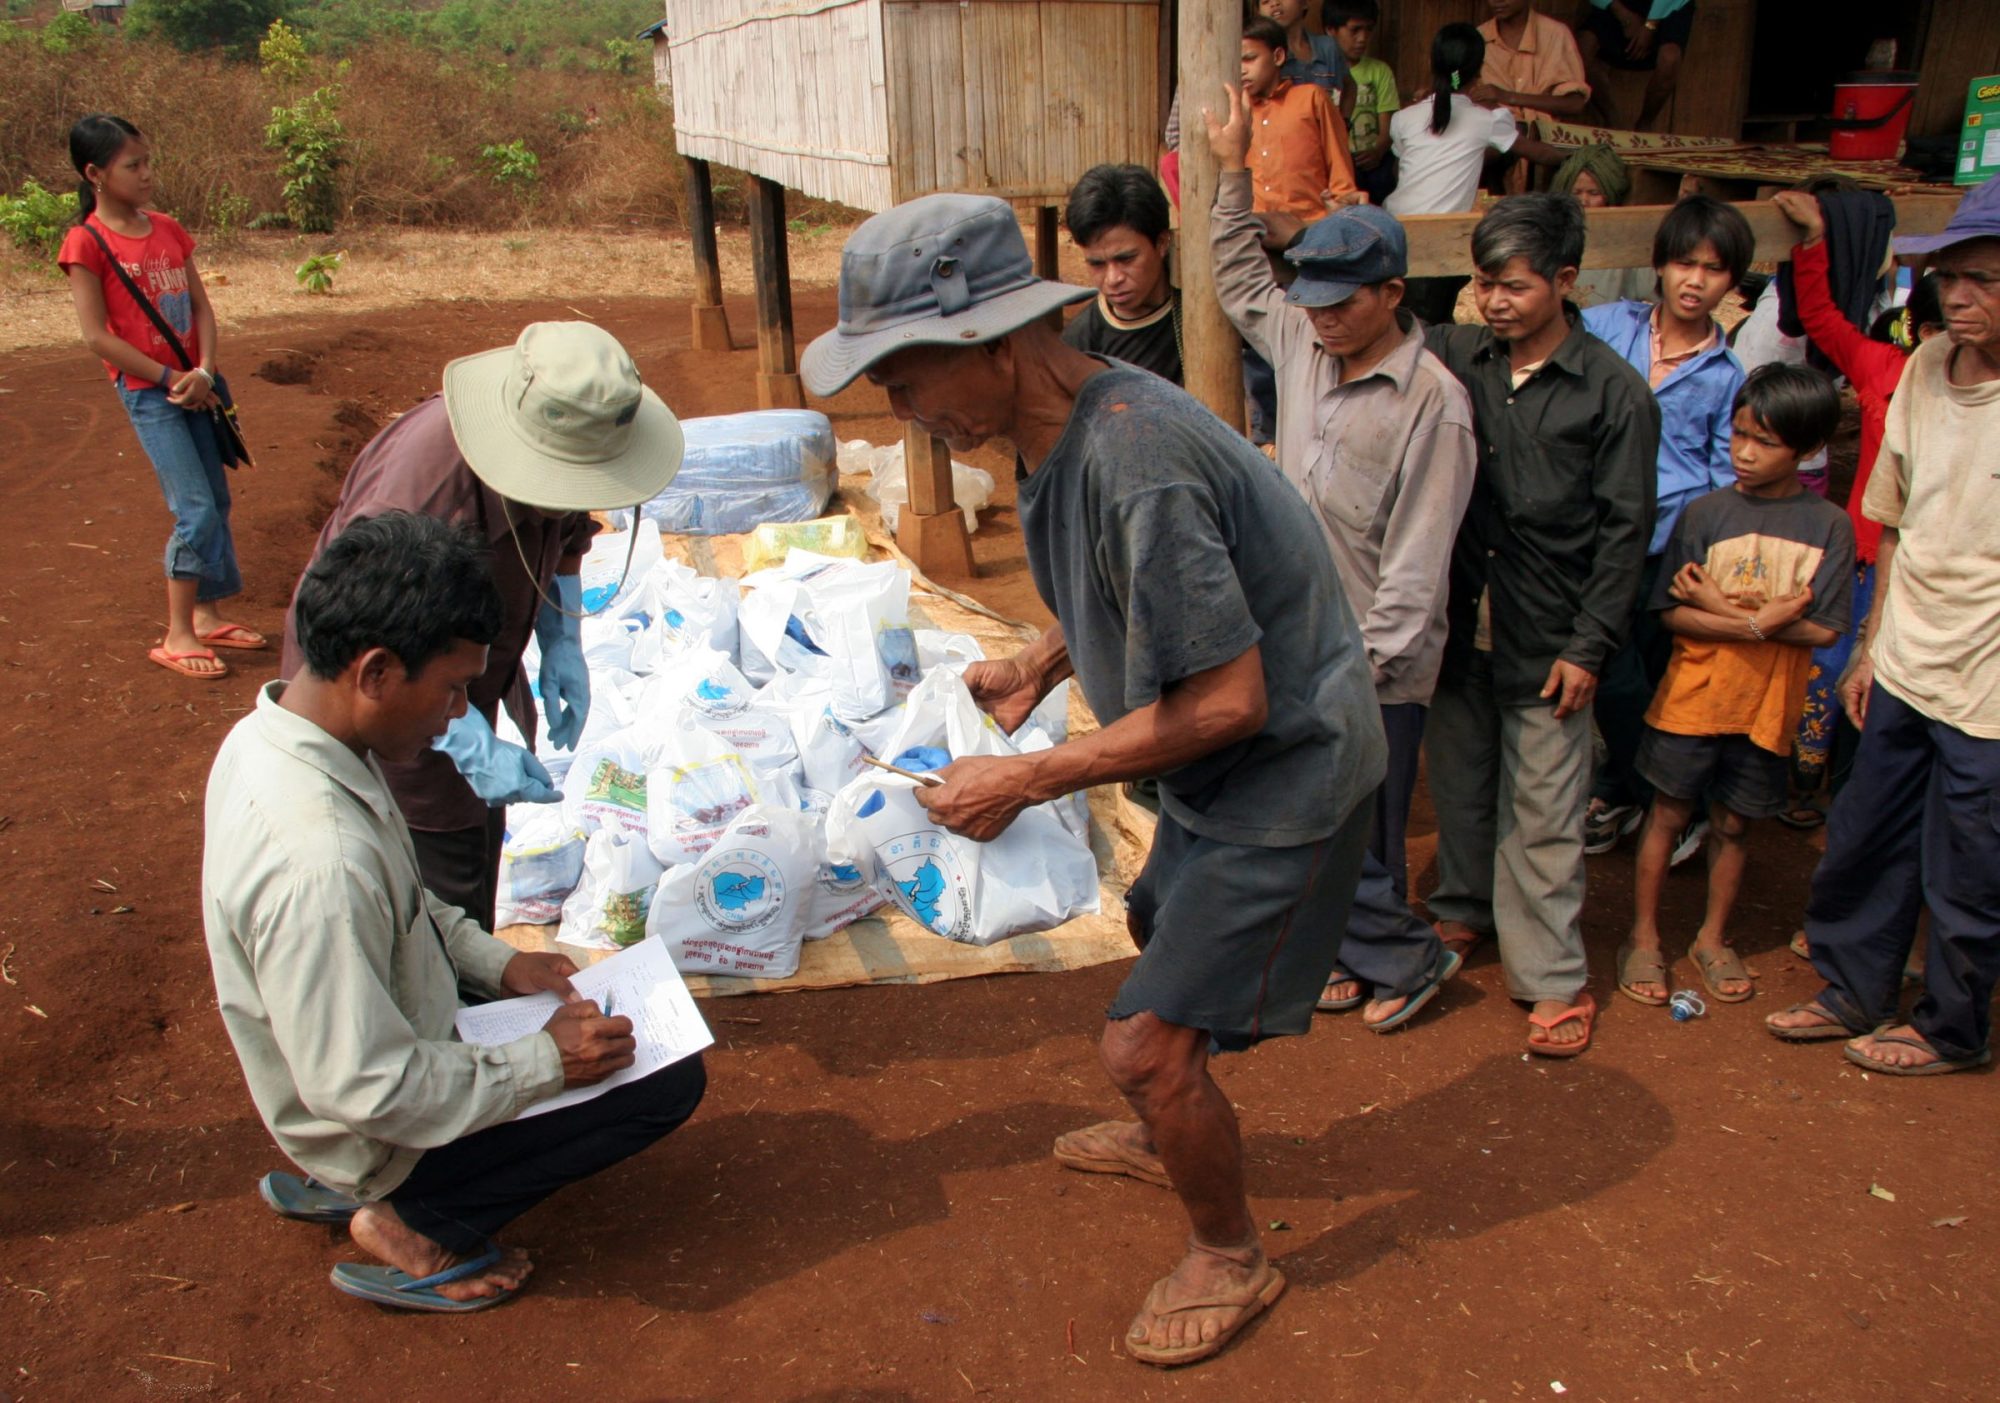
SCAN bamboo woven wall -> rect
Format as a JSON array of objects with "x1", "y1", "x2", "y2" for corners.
[{"x1": 664, "y1": 0, "x2": 1161, "y2": 211}]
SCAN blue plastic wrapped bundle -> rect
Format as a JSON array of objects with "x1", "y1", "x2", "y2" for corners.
[{"x1": 623, "y1": 409, "x2": 837, "y2": 537}]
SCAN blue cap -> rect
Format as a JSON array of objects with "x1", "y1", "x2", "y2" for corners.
[
  {"x1": 1893, "y1": 174, "x2": 2000, "y2": 257},
  {"x1": 1282, "y1": 204, "x2": 1409, "y2": 307}
]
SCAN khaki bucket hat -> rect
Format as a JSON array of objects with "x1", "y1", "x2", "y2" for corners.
[{"x1": 442, "y1": 321, "x2": 683, "y2": 512}]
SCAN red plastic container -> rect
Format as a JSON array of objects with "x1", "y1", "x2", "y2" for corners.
[{"x1": 1830, "y1": 71, "x2": 1918, "y2": 162}]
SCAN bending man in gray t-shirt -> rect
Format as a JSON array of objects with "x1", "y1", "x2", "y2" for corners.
[{"x1": 803, "y1": 194, "x2": 1384, "y2": 1369}]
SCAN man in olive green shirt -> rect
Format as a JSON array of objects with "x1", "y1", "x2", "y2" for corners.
[{"x1": 203, "y1": 513, "x2": 704, "y2": 1312}]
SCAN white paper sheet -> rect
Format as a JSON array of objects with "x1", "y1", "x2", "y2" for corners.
[{"x1": 454, "y1": 937, "x2": 714, "y2": 1120}]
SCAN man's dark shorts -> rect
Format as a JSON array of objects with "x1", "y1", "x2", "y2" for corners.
[
  {"x1": 1585, "y1": 0, "x2": 1695, "y2": 69},
  {"x1": 1637, "y1": 726, "x2": 1788, "y2": 819},
  {"x1": 1109, "y1": 799, "x2": 1371, "y2": 1051}
]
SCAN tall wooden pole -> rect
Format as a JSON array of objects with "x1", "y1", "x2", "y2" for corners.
[
  {"x1": 684, "y1": 157, "x2": 733, "y2": 352},
  {"x1": 747, "y1": 175, "x2": 805, "y2": 410},
  {"x1": 1176, "y1": 0, "x2": 1243, "y2": 428}
]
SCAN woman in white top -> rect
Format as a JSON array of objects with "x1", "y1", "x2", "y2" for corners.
[{"x1": 1387, "y1": 24, "x2": 1561, "y2": 323}]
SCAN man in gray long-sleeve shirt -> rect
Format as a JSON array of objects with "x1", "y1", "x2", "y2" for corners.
[{"x1": 1208, "y1": 88, "x2": 1474, "y2": 1031}]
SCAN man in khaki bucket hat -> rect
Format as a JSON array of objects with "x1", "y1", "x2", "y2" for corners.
[{"x1": 280, "y1": 321, "x2": 683, "y2": 928}]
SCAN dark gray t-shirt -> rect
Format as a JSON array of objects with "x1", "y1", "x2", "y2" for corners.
[
  {"x1": 1018, "y1": 365, "x2": 1386, "y2": 847},
  {"x1": 1649, "y1": 485, "x2": 1855, "y2": 631}
]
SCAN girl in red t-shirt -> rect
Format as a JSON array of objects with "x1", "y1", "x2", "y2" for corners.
[{"x1": 57, "y1": 113, "x2": 262, "y2": 680}]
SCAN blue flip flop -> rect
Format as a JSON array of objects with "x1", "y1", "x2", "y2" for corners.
[
  {"x1": 259, "y1": 1171, "x2": 360, "y2": 1224},
  {"x1": 329, "y1": 1242, "x2": 519, "y2": 1313},
  {"x1": 1316, "y1": 966, "x2": 1367, "y2": 1013},
  {"x1": 1368, "y1": 947, "x2": 1464, "y2": 1035}
]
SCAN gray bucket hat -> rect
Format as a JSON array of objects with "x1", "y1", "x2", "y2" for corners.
[{"x1": 801, "y1": 194, "x2": 1093, "y2": 396}]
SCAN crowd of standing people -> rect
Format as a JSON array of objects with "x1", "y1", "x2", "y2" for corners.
[{"x1": 52, "y1": 0, "x2": 1998, "y2": 1368}]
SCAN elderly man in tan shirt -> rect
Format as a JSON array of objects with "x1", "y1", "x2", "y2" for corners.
[
  {"x1": 1207, "y1": 87, "x2": 1477, "y2": 1033},
  {"x1": 1766, "y1": 184, "x2": 2000, "y2": 1076},
  {"x1": 204, "y1": 512, "x2": 705, "y2": 1312}
]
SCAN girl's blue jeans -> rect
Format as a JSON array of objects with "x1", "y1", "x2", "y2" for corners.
[{"x1": 115, "y1": 375, "x2": 242, "y2": 604}]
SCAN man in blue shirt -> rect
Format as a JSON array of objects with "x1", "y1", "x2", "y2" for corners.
[{"x1": 1580, "y1": 194, "x2": 1749, "y2": 855}]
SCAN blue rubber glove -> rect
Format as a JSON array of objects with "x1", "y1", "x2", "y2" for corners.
[
  {"x1": 535, "y1": 575, "x2": 591, "y2": 752},
  {"x1": 434, "y1": 709, "x2": 561, "y2": 807}
]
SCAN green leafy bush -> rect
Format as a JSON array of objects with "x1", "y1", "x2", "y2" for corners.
[
  {"x1": 258, "y1": 16, "x2": 309, "y2": 86},
  {"x1": 39, "y1": 10, "x2": 96, "y2": 55},
  {"x1": 128, "y1": 0, "x2": 288, "y2": 55},
  {"x1": 295, "y1": 249, "x2": 342, "y2": 293},
  {"x1": 480, "y1": 139, "x2": 540, "y2": 193},
  {"x1": 265, "y1": 85, "x2": 345, "y2": 233},
  {"x1": 0, "y1": 178, "x2": 80, "y2": 261}
]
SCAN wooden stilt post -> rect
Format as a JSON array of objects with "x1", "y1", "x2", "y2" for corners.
[
  {"x1": 1034, "y1": 204, "x2": 1064, "y2": 331},
  {"x1": 1176, "y1": 0, "x2": 1243, "y2": 429},
  {"x1": 746, "y1": 175, "x2": 805, "y2": 410},
  {"x1": 897, "y1": 420, "x2": 975, "y2": 580},
  {"x1": 684, "y1": 157, "x2": 732, "y2": 352}
]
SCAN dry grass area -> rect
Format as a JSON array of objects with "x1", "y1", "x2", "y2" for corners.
[{"x1": 0, "y1": 223, "x2": 856, "y2": 355}]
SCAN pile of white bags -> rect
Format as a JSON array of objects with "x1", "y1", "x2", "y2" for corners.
[{"x1": 497, "y1": 531, "x2": 1099, "y2": 979}]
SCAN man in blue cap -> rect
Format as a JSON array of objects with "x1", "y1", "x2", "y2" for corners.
[
  {"x1": 803, "y1": 193, "x2": 1386, "y2": 1366},
  {"x1": 1766, "y1": 176, "x2": 2000, "y2": 1075},
  {"x1": 1206, "y1": 83, "x2": 1476, "y2": 1036}
]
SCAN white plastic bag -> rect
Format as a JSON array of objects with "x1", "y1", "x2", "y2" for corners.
[
  {"x1": 738, "y1": 553, "x2": 918, "y2": 718},
  {"x1": 825, "y1": 670, "x2": 1099, "y2": 946},
  {"x1": 803, "y1": 854, "x2": 884, "y2": 941},
  {"x1": 641, "y1": 648, "x2": 801, "y2": 787},
  {"x1": 627, "y1": 557, "x2": 740, "y2": 671},
  {"x1": 559, "y1": 830, "x2": 666, "y2": 950},
  {"x1": 578, "y1": 517, "x2": 663, "y2": 617},
  {"x1": 494, "y1": 803, "x2": 586, "y2": 928},
  {"x1": 561, "y1": 727, "x2": 653, "y2": 840},
  {"x1": 644, "y1": 725, "x2": 783, "y2": 867},
  {"x1": 840, "y1": 438, "x2": 994, "y2": 533},
  {"x1": 646, "y1": 804, "x2": 824, "y2": 979}
]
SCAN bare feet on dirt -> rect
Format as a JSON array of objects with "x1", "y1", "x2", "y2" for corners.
[{"x1": 348, "y1": 1205, "x2": 533, "y2": 1302}]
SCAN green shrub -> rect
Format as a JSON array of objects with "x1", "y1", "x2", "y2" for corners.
[
  {"x1": 295, "y1": 249, "x2": 341, "y2": 293},
  {"x1": 258, "y1": 17, "x2": 309, "y2": 86},
  {"x1": 266, "y1": 85, "x2": 345, "y2": 233},
  {"x1": 129, "y1": 0, "x2": 288, "y2": 55},
  {"x1": 39, "y1": 10, "x2": 96, "y2": 55},
  {"x1": 480, "y1": 139, "x2": 540, "y2": 194},
  {"x1": 206, "y1": 184, "x2": 253, "y2": 242},
  {"x1": 0, "y1": 178, "x2": 80, "y2": 261}
]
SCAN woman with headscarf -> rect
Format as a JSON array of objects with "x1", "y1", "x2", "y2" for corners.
[{"x1": 1552, "y1": 144, "x2": 1653, "y2": 307}]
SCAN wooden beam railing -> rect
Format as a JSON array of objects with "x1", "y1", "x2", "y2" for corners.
[{"x1": 1396, "y1": 195, "x2": 1963, "y2": 278}]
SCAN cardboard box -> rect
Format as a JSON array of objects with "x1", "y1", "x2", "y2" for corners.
[{"x1": 1958, "y1": 74, "x2": 2000, "y2": 186}]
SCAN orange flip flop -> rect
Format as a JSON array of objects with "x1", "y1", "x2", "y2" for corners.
[
  {"x1": 150, "y1": 645, "x2": 228, "y2": 680},
  {"x1": 197, "y1": 623, "x2": 267, "y2": 650},
  {"x1": 1527, "y1": 992, "x2": 1597, "y2": 1059}
]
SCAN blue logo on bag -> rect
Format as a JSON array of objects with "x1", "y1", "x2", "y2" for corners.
[{"x1": 695, "y1": 847, "x2": 785, "y2": 933}]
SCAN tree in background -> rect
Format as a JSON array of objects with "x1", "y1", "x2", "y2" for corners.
[{"x1": 128, "y1": 0, "x2": 288, "y2": 54}]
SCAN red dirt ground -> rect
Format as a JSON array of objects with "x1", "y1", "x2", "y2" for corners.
[{"x1": 1, "y1": 289, "x2": 1994, "y2": 1403}]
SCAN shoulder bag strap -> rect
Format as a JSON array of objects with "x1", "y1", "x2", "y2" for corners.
[{"x1": 81, "y1": 220, "x2": 194, "y2": 372}]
